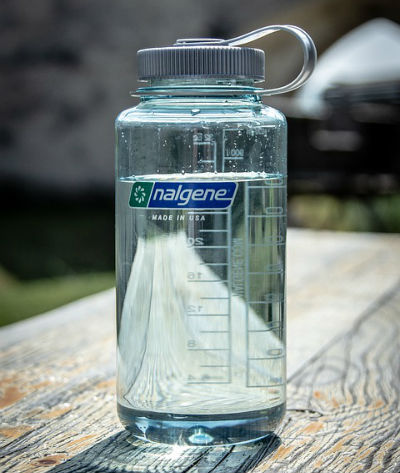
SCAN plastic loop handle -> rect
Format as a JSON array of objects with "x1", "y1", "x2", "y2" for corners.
[
  {"x1": 176, "y1": 25, "x2": 317, "y2": 96},
  {"x1": 225, "y1": 25, "x2": 317, "y2": 96}
]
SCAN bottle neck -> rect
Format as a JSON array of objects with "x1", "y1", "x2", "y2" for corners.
[
  {"x1": 149, "y1": 78, "x2": 256, "y2": 87},
  {"x1": 136, "y1": 77, "x2": 262, "y2": 101}
]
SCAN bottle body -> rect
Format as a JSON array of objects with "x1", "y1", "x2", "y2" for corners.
[{"x1": 115, "y1": 93, "x2": 287, "y2": 445}]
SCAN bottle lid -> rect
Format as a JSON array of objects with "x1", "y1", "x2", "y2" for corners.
[
  {"x1": 136, "y1": 26, "x2": 317, "y2": 96},
  {"x1": 138, "y1": 40, "x2": 265, "y2": 82}
]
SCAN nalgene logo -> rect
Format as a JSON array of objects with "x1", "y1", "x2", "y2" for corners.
[{"x1": 129, "y1": 181, "x2": 237, "y2": 209}]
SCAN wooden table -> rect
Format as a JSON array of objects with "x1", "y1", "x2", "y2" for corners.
[{"x1": 1, "y1": 229, "x2": 399, "y2": 473}]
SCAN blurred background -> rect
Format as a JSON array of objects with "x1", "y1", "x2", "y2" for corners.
[{"x1": 1, "y1": 0, "x2": 399, "y2": 326}]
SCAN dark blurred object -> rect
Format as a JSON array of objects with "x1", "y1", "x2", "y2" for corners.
[
  {"x1": 0, "y1": 196, "x2": 114, "y2": 280},
  {"x1": 287, "y1": 80, "x2": 400, "y2": 194},
  {"x1": 282, "y1": 18, "x2": 400, "y2": 195},
  {"x1": 325, "y1": 80, "x2": 400, "y2": 107},
  {"x1": 2, "y1": 2, "x2": 400, "y2": 328},
  {"x1": 1, "y1": 4, "x2": 400, "y2": 326},
  {"x1": 294, "y1": 19, "x2": 400, "y2": 116}
]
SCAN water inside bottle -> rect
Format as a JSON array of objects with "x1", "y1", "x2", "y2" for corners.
[{"x1": 115, "y1": 172, "x2": 286, "y2": 444}]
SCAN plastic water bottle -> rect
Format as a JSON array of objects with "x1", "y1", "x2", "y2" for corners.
[{"x1": 115, "y1": 25, "x2": 316, "y2": 446}]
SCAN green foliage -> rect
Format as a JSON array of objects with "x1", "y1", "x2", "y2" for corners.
[
  {"x1": 1, "y1": 204, "x2": 114, "y2": 280},
  {"x1": 1, "y1": 194, "x2": 398, "y2": 327},
  {"x1": 289, "y1": 194, "x2": 400, "y2": 233},
  {"x1": 0, "y1": 271, "x2": 114, "y2": 327}
]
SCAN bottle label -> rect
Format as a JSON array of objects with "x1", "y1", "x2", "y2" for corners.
[{"x1": 129, "y1": 181, "x2": 237, "y2": 209}]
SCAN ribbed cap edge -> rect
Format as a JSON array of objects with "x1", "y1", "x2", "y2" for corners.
[{"x1": 137, "y1": 46, "x2": 265, "y2": 81}]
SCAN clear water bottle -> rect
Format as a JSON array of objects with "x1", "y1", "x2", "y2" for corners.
[{"x1": 115, "y1": 25, "x2": 316, "y2": 446}]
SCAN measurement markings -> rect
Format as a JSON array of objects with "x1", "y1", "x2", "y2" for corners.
[
  {"x1": 248, "y1": 271, "x2": 283, "y2": 275},
  {"x1": 248, "y1": 356, "x2": 283, "y2": 361},
  {"x1": 199, "y1": 365, "x2": 230, "y2": 368},
  {"x1": 200, "y1": 330, "x2": 229, "y2": 334},
  {"x1": 194, "y1": 245, "x2": 228, "y2": 249},
  {"x1": 195, "y1": 141, "x2": 217, "y2": 167},
  {"x1": 249, "y1": 299, "x2": 283, "y2": 304},
  {"x1": 187, "y1": 313, "x2": 229, "y2": 317},
  {"x1": 227, "y1": 206, "x2": 232, "y2": 383},
  {"x1": 200, "y1": 262, "x2": 228, "y2": 266},
  {"x1": 199, "y1": 229, "x2": 228, "y2": 233},
  {"x1": 188, "y1": 279, "x2": 228, "y2": 283},
  {"x1": 244, "y1": 181, "x2": 250, "y2": 386},
  {"x1": 248, "y1": 328, "x2": 279, "y2": 333},
  {"x1": 201, "y1": 297, "x2": 229, "y2": 300},
  {"x1": 248, "y1": 214, "x2": 287, "y2": 218},
  {"x1": 187, "y1": 348, "x2": 229, "y2": 351},
  {"x1": 247, "y1": 383, "x2": 284, "y2": 388},
  {"x1": 250, "y1": 243, "x2": 285, "y2": 247}
]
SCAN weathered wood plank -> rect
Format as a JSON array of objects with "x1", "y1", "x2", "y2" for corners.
[
  {"x1": 1, "y1": 230, "x2": 399, "y2": 472},
  {"x1": 2, "y1": 280, "x2": 398, "y2": 473},
  {"x1": 286, "y1": 230, "x2": 400, "y2": 375},
  {"x1": 48, "y1": 282, "x2": 400, "y2": 472},
  {"x1": 259, "y1": 282, "x2": 400, "y2": 473},
  {"x1": 0, "y1": 290, "x2": 115, "y2": 350}
]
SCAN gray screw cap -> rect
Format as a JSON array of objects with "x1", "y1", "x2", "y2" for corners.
[{"x1": 137, "y1": 39, "x2": 265, "y2": 81}]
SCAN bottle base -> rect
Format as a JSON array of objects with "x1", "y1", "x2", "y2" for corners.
[{"x1": 118, "y1": 402, "x2": 285, "y2": 446}]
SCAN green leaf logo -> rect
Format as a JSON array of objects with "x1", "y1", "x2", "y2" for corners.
[
  {"x1": 133, "y1": 185, "x2": 146, "y2": 203},
  {"x1": 129, "y1": 182, "x2": 153, "y2": 208}
]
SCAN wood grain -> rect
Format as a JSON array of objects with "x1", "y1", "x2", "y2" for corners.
[
  {"x1": 263, "y1": 282, "x2": 400, "y2": 473},
  {"x1": 1, "y1": 230, "x2": 399, "y2": 472}
]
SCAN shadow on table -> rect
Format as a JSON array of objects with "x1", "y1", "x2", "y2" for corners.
[{"x1": 47, "y1": 430, "x2": 281, "y2": 472}]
